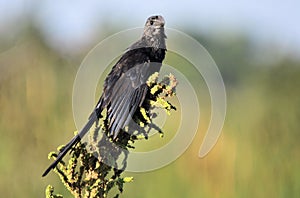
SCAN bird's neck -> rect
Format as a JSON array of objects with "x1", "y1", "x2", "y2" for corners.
[
  {"x1": 143, "y1": 27, "x2": 166, "y2": 50},
  {"x1": 127, "y1": 28, "x2": 166, "y2": 62}
]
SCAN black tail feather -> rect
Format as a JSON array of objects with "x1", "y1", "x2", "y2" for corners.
[{"x1": 42, "y1": 112, "x2": 97, "y2": 177}]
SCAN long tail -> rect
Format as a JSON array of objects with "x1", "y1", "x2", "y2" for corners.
[{"x1": 42, "y1": 112, "x2": 98, "y2": 177}]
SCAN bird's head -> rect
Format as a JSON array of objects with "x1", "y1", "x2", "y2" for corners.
[
  {"x1": 145, "y1": 15, "x2": 165, "y2": 28},
  {"x1": 142, "y1": 15, "x2": 166, "y2": 49}
]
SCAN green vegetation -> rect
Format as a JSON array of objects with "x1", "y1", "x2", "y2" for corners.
[
  {"x1": 44, "y1": 73, "x2": 177, "y2": 197},
  {"x1": 0, "y1": 26, "x2": 300, "y2": 198}
]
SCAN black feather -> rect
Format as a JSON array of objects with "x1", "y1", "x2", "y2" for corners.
[{"x1": 43, "y1": 15, "x2": 166, "y2": 176}]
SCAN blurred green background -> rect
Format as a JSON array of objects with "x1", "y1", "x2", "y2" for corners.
[{"x1": 0, "y1": 1, "x2": 300, "y2": 198}]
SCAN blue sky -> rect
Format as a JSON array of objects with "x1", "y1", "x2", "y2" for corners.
[{"x1": 1, "y1": 0, "x2": 299, "y2": 56}]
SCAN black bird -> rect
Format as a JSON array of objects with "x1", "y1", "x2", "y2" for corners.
[{"x1": 42, "y1": 15, "x2": 167, "y2": 177}]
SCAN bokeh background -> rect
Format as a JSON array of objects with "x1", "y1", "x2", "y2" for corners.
[{"x1": 1, "y1": 0, "x2": 300, "y2": 197}]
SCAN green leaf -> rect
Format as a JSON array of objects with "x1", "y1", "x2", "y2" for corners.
[{"x1": 123, "y1": 177, "x2": 134, "y2": 183}]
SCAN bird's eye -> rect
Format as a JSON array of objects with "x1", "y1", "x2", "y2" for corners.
[{"x1": 150, "y1": 20, "x2": 154, "y2": 25}]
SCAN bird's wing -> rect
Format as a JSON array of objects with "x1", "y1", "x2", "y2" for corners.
[{"x1": 106, "y1": 61, "x2": 152, "y2": 138}]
